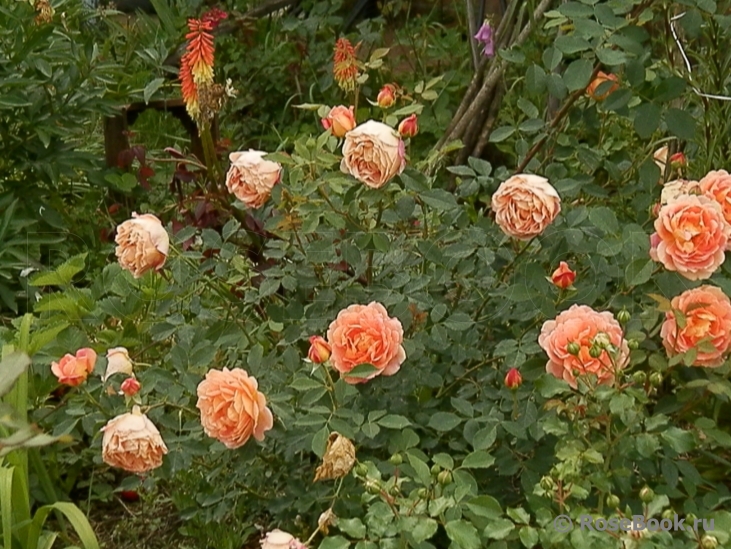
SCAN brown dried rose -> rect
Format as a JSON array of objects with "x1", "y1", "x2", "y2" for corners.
[{"x1": 314, "y1": 432, "x2": 356, "y2": 482}]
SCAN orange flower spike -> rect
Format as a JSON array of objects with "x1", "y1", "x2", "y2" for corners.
[
  {"x1": 184, "y1": 19, "x2": 215, "y2": 84},
  {"x1": 333, "y1": 38, "x2": 359, "y2": 92}
]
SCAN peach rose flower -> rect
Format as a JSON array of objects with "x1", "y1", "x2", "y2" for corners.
[
  {"x1": 326, "y1": 301, "x2": 406, "y2": 384},
  {"x1": 660, "y1": 179, "x2": 701, "y2": 206},
  {"x1": 340, "y1": 120, "x2": 406, "y2": 189},
  {"x1": 650, "y1": 194, "x2": 730, "y2": 280},
  {"x1": 196, "y1": 367, "x2": 274, "y2": 449},
  {"x1": 661, "y1": 285, "x2": 731, "y2": 367},
  {"x1": 103, "y1": 347, "x2": 133, "y2": 382},
  {"x1": 699, "y1": 170, "x2": 731, "y2": 249},
  {"x1": 321, "y1": 105, "x2": 356, "y2": 138},
  {"x1": 101, "y1": 406, "x2": 168, "y2": 473},
  {"x1": 225, "y1": 150, "x2": 283, "y2": 209},
  {"x1": 491, "y1": 174, "x2": 561, "y2": 239},
  {"x1": 260, "y1": 530, "x2": 306, "y2": 549},
  {"x1": 538, "y1": 304, "x2": 630, "y2": 389},
  {"x1": 115, "y1": 213, "x2": 170, "y2": 278},
  {"x1": 51, "y1": 348, "x2": 97, "y2": 386}
]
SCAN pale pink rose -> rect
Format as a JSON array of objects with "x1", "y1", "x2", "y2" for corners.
[
  {"x1": 326, "y1": 301, "x2": 406, "y2": 384},
  {"x1": 196, "y1": 367, "x2": 274, "y2": 449},
  {"x1": 340, "y1": 120, "x2": 406, "y2": 189},
  {"x1": 699, "y1": 170, "x2": 731, "y2": 249},
  {"x1": 491, "y1": 174, "x2": 561, "y2": 239},
  {"x1": 321, "y1": 105, "x2": 356, "y2": 138},
  {"x1": 51, "y1": 347, "x2": 97, "y2": 387},
  {"x1": 661, "y1": 285, "x2": 731, "y2": 367},
  {"x1": 260, "y1": 530, "x2": 306, "y2": 549},
  {"x1": 538, "y1": 304, "x2": 630, "y2": 389},
  {"x1": 660, "y1": 179, "x2": 701, "y2": 206},
  {"x1": 651, "y1": 194, "x2": 730, "y2": 280},
  {"x1": 115, "y1": 213, "x2": 169, "y2": 278},
  {"x1": 101, "y1": 406, "x2": 168, "y2": 473},
  {"x1": 654, "y1": 146, "x2": 669, "y2": 174},
  {"x1": 225, "y1": 150, "x2": 282, "y2": 209},
  {"x1": 103, "y1": 347, "x2": 133, "y2": 382}
]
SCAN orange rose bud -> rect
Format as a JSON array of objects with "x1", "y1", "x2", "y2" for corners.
[
  {"x1": 377, "y1": 84, "x2": 396, "y2": 108},
  {"x1": 670, "y1": 152, "x2": 687, "y2": 169},
  {"x1": 398, "y1": 114, "x2": 418, "y2": 138},
  {"x1": 308, "y1": 336, "x2": 332, "y2": 364},
  {"x1": 504, "y1": 368, "x2": 522, "y2": 390},
  {"x1": 120, "y1": 377, "x2": 141, "y2": 397},
  {"x1": 551, "y1": 261, "x2": 576, "y2": 289},
  {"x1": 321, "y1": 105, "x2": 356, "y2": 138},
  {"x1": 587, "y1": 71, "x2": 619, "y2": 101}
]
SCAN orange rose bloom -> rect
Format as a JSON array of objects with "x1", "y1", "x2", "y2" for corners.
[
  {"x1": 539, "y1": 304, "x2": 629, "y2": 389},
  {"x1": 321, "y1": 105, "x2": 356, "y2": 138},
  {"x1": 101, "y1": 406, "x2": 168, "y2": 473},
  {"x1": 699, "y1": 169, "x2": 731, "y2": 249},
  {"x1": 115, "y1": 213, "x2": 170, "y2": 278},
  {"x1": 326, "y1": 302, "x2": 406, "y2": 384},
  {"x1": 196, "y1": 367, "x2": 274, "y2": 449},
  {"x1": 661, "y1": 285, "x2": 731, "y2": 367},
  {"x1": 587, "y1": 71, "x2": 619, "y2": 101},
  {"x1": 650, "y1": 194, "x2": 730, "y2": 280},
  {"x1": 225, "y1": 150, "x2": 282, "y2": 209},
  {"x1": 491, "y1": 174, "x2": 561, "y2": 240},
  {"x1": 51, "y1": 347, "x2": 97, "y2": 386}
]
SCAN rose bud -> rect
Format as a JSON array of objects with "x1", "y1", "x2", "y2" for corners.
[
  {"x1": 670, "y1": 152, "x2": 687, "y2": 170},
  {"x1": 550, "y1": 261, "x2": 576, "y2": 289},
  {"x1": 376, "y1": 84, "x2": 396, "y2": 108},
  {"x1": 321, "y1": 105, "x2": 356, "y2": 138},
  {"x1": 120, "y1": 377, "x2": 141, "y2": 397},
  {"x1": 119, "y1": 490, "x2": 140, "y2": 502},
  {"x1": 398, "y1": 114, "x2": 419, "y2": 138},
  {"x1": 308, "y1": 336, "x2": 332, "y2": 364},
  {"x1": 587, "y1": 71, "x2": 619, "y2": 101},
  {"x1": 504, "y1": 367, "x2": 522, "y2": 390}
]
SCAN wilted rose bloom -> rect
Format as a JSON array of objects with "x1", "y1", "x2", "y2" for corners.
[
  {"x1": 260, "y1": 530, "x2": 306, "y2": 549},
  {"x1": 660, "y1": 179, "x2": 701, "y2": 206},
  {"x1": 225, "y1": 150, "x2": 282, "y2": 209},
  {"x1": 101, "y1": 406, "x2": 168, "y2": 473},
  {"x1": 120, "y1": 377, "x2": 141, "y2": 396},
  {"x1": 376, "y1": 84, "x2": 396, "y2": 108},
  {"x1": 586, "y1": 71, "x2": 619, "y2": 101},
  {"x1": 308, "y1": 336, "x2": 331, "y2": 364},
  {"x1": 539, "y1": 304, "x2": 630, "y2": 389},
  {"x1": 651, "y1": 194, "x2": 730, "y2": 280},
  {"x1": 51, "y1": 348, "x2": 97, "y2": 387},
  {"x1": 398, "y1": 114, "x2": 418, "y2": 138},
  {"x1": 474, "y1": 20, "x2": 494, "y2": 57},
  {"x1": 321, "y1": 105, "x2": 356, "y2": 138},
  {"x1": 115, "y1": 213, "x2": 170, "y2": 278},
  {"x1": 491, "y1": 174, "x2": 561, "y2": 239},
  {"x1": 314, "y1": 432, "x2": 356, "y2": 481},
  {"x1": 196, "y1": 367, "x2": 274, "y2": 449},
  {"x1": 699, "y1": 170, "x2": 731, "y2": 249},
  {"x1": 326, "y1": 301, "x2": 406, "y2": 384},
  {"x1": 504, "y1": 368, "x2": 522, "y2": 390},
  {"x1": 661, "y1": 285, "x2": 731, "y2": 367},
  {"x1": 340, "y1": 120, "x2": 406, "y2": 189},
  {"x1": 103, "y1": 347, "x2": 134, "y2": 382},
  {"x1": 551, "y1": 261, "x2": 576, "y2": 289}
]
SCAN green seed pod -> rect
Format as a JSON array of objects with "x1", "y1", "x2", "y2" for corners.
[
  {"x1": 639, "y1": 486, "x2": 654, "y2": 503},
  {"x1": 628, "y1": 339, "x2": 640, "y2": 350},
  {"x1": 701, "y1": 535, "x2": 718, "y2": 549},
  {"x1": 437, "y1": 470, "x2": 453, "y2": 485},
  {"x1": 540, "y1": 476, "x2": 555, "y2": 491},
  {"x1": 632, "y1": 371, "x2": 647, "y2": 385},
  {"x1": 430, "y1": 464, "x2": 441, "y2": 476},
  {"x1": 605, "y1": 494, "x2": 620, "y2": 509},
  {"x1": 649, "y1": 372, "x2": 663, "y2": 387},
  {"x1": 617, "y1": 309, "x2": 631, "y2": 325},
  {"x1": 567, "y1": 342, "x2": 580, "y2": 355},
  {"x1": 389, "y1": 454, "x2": 403, "y2": 466}
]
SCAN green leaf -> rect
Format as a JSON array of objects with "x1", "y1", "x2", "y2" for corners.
[
  {"x1": 634, "y1": 103, "x2": 661, "y2": 138},
  {"x1": 661, "y1": 427, "x2": 696, "y2": 454},
  {"x1": 377, "y1": 415, "x2": 411, "y2": 429},
  {"x1": 483, "y1": 518, "x2": 515, "y2": 540},
  {"x1": 665, "y1": 108, "x2": 696, "y2": 140},
  {"x1": 589, "y1": 206, "x2": 619, "y2": 234},
  {"x1": 26, "y1": 502, "x2": 100, "y2": 549},
  {"x1": 465, "y1": 496, "x2": 502, "y2": 519},
  {"x1": 443, "y1": 313, "x2": 474, "y2": 331},
  {"x1": 337, "y1": 518, "x2": 366, "y2": 539},
  {"x1": 471, "y1": 426, "x2": 497, "y2": 450},
  {"x1": 420, "y1": 190, "x2": 459, "y2": 211},
  {"x1": 461, "y1": 451, "x2": 495, "y2": 469},
  {"x1": 489, "y1": 126, "x2": 515, "y2": 143},
  {"x1": 0, "y1": 352, "x2": 31, "y2": 398},
  {"x1": 428, "y1": 412, "x2": 462, "y2": 432},
  {"x1": 400, "y1": 517, "x2": 438, "y2": 544},
  {"x1": 563, "y1": 59, "x2": 593, "y2": 91},
  {"x1": 345, "y1": 363, "x2": 380, "y2": 379},
  {"x1": 555, "y1": 35, "x2": 591, "y2": 54},
  {"x1": 29, "y1": 253, "x2": 88, "y2": 287},
  {"x1": 625, "y1": 258, "x2": 654, "y2": 286},
  {"x1": 318, "y1": 536, "x2": 351, "y2": 549},
  {"x1": 312, "y1": 426, "x2": 329, "y2": 457},
  {"x1": 519, "y1": 526, "x2": 539, "y2": 548},
  {"x1": 445, "y1": 520, "x2": 481, "y2": 549},
  {"x1": 143, "y1": 78, "x2": 165, "y2": 103},
  {"x1": 507, "y1": 507, "x2": 530, "y2": 525}
]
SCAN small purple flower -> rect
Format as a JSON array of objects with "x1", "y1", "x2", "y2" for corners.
[{"x1": 474, "y1": 21, "x2": 494, "y2": 58}]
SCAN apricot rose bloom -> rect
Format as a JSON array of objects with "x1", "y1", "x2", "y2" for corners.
[
  {"x1": 51, "y1": 348, "x2": 97, "y2": 386},
  {"x1": 321, "y1": 105, "x2": 356, "y2": 138},
  {"x1": 115, "y1": 213, "x2": 170, "y2": 278},
  {"x1": 225, "y1": 149, "x2": 282, "y2": 209},
  {"x1": 326, "y1": 301, "x2": 406, "y2": 384},
  {"x1": 491, "y1": 174, "x2": 561, "y2": 239},
  {"x1": 101, "y1": 406, "x2": 168, "y2": 473},
  {"x1": 538, "y1": 304, "x2": 630, "y2": 389},
  {"x1": 699, "y1": 170, "x2": 731, "y2": 249},
  {"x1": 340, "y1": 120, "x2": 406, "y2": 189},
  {"x1": 650, "y1": 194, "x2": 730, "y2": 280},
  {"x1": 661, "y1": 285, "x2": 731, "y2": 367},
  {"x1": 196, "y1": 367, "x2": 274, "y2": 449}
]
